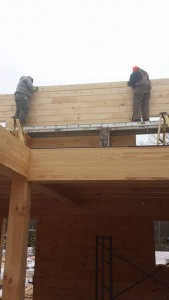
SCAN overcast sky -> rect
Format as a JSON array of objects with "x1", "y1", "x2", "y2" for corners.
[{"x1": 0, "y1": 0, "x2": 169, "y2": 93}]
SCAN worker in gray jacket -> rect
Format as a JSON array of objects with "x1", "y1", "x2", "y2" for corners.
[
  {"x1": 127, "y1": 66, "x2": 151, "y2": 122},
  {"x1": 14, "y1": 76, "x2": 38, "y2": 125}
]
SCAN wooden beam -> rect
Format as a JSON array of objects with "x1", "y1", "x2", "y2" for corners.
[
  {"x1": 29, "y1": 135, "x2": 136, "y2": 149},
  {"x1": 32, "y1": 183, "x2": 73, "y2": 203},
  {"x1": 2, "y1": 179, "x2": 31, "y2": 300},
  {"x1": 28, "y1": 147, "x2": 169, "y2": 182},
  {"x1": 0, "y1": 126, "x2": 30, "y2": 178}
]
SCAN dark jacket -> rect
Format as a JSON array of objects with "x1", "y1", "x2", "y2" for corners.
[
  {"x1": 127, "y1": 69, "x2": 151, "y2": 90},
  {"x1": 15, "y1": 76, "x2": 33, "y2": 99}
]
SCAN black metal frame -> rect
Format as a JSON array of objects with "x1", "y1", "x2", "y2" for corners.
[
  {"x1": 96, "y1": 235, "x2": 169, "y2": 300},
  {"x1": 95, "y1": 235, "x2": 113, "y2": 300},
  {"x1": 112, "y1": 250, "x2": 169, "y2": 299}
]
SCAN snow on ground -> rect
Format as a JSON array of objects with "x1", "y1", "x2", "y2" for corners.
[{"x1": 0, "y1": 247, "x2": 35, "y2": 299}]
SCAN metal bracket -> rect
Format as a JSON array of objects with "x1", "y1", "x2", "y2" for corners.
[
  {"x1": 157, "y1": 112, "x2": 169, "y2": 145},
  {"x1": 100, "y1": 127, "x2": 110, "y2": 147}
]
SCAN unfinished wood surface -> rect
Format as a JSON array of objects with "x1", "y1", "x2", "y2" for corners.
[
  {"x1": 0, "y1": 79, "x2": 169, "y2": 126},
  {"x1": 32, "y1": 212, "x2": 169, "y2": 300},
  {"x1": 3, "y1": 178, "x2": 169, "y2": 218},
  {"x1": 2, "y1": 179, "x2": 31, "y2": 300},
  {"x1": 0, "y1": 126, "x2": 30, "y2": 178},
  {"x1": 29, "y1": 135, "x2": 136, "y2": 148},
  {"x1": 28, "y1": 147, "x2": 169, "y2": 182},
  {"x1": 1, "y1": 177, "x2": 169, "y2": 299},
  {"x1": 32, "y1": 183, "x2": 74, "y2": 203},
  {"x1": 30, "y1": 181, "x2": 169, "y2": 218}
]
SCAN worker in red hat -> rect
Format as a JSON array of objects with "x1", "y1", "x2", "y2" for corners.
[{"x1": 127, "y1": 67, "x2": 151, "y2": 122}]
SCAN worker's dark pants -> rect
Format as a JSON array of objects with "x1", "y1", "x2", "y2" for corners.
[
  {"x1": 15, "y1": 93, "x2": 30, "y2": 125},
  {"x1": 132, "y1": 90, "x2": 150, "y2": 122}
]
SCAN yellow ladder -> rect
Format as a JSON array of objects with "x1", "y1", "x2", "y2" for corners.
[
  {"x1": 157, "y1": 112, "x2": 169, "y2": 145},
  {"x1": 8, "y1": 117, "x2": 27, "y2": 145}
]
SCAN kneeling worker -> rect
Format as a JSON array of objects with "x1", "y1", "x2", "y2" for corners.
[
  {"x1": 14, "y1": 76, "x2": 38, "y2": 125},
  {"x1": 127, "y1": 66, "x2": 151, "y2": 122}
]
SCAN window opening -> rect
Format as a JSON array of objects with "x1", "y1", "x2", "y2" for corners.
[
  {"x1": 0, "y1": 218, "x2": 38, "y2": 299},
  {"x1": 0, "y1": 122, "x2": 6, "y2": 128},
  {"x1": 25, "y1": 219, "x2": 37, "y2": 299},
  {"x1": 154, "y1": 221, "x2": 169, "y2": 266}
]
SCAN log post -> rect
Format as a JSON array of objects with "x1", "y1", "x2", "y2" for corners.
[{"x1": 2, "y1": 179, "x2": 31, "y2": 300}]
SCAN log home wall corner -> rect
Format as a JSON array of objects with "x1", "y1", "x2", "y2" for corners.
[{"x1": 0, "y1": 79, "x2": 169, "y2": 300}]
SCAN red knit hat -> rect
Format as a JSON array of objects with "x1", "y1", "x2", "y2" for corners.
[{"x1": 133, "y1": 66, "x2": 139, "y2": 72}]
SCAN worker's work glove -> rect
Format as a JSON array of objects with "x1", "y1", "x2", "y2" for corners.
[{"x1": 33, "y1": 86, "x2": 38, "y2": 91}]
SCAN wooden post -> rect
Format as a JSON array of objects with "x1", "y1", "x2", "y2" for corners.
[{"x1": 2, "y1": 179, "x2": 31, "y2": 300}]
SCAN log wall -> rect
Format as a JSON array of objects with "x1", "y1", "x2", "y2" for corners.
[
  {"x1": 30, "y1": 182, "x2": 169, "y2": 300},
  {"x1": 1, "y1": 179, "x2": 169, "y2": 299},
  {"x1": 0, "y1": 79, "x2": 169, "y2": 126}
]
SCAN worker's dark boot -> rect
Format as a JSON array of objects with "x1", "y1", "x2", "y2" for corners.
[{"x1": 132, "y1": 119, "x2": 141, "y2": 122}]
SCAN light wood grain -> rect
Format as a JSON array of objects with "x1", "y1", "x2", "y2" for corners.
[
  {"x1": 0, "y1": 79, "x2": 169, "y2": 126},
  {"x1": 28, "y1": 147, "x2": 169, "y2": 182},
  {"x1": 0, "y1": 126, "x2": 30, "y2": 178},
  {"x1": 30, "y1": 135, "x2": 136, "y2": 148},
  {"x1": 2, "y1": 179, "x2": 31, "y2": 300}
]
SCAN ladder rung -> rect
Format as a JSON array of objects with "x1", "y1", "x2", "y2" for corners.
[{"x1": 8, "y1": 118, "x2": 27, "y2": 145}]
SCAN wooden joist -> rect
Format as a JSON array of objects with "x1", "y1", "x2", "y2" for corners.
[{"x1": 32, "y1": 183, "x2": 74, "y2": 203}]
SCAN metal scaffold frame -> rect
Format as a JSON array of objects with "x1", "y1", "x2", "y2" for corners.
[
  {"x1": 5, "y1": 113, "x2": 169, "y2": 146},
  {"x1": 22, "y1": 120, "x2": 169, "y2": 138},
  {"x1": 95, "y1": 235, "x2": 169, "y2": 300}
]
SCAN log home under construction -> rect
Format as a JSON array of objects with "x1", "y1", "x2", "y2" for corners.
[{"x1": 0, "y1": 79, "x2": 169, "y2": 300}]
